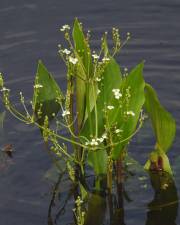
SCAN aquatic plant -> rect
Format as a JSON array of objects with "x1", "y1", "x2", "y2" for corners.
[{"x1": 0, "y1": 18, "x2": 176, "y2": 191}]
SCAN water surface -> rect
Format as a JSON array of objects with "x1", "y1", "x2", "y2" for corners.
[{"x1": 0, "y1": 0, "x2": 180, "y2": 224}]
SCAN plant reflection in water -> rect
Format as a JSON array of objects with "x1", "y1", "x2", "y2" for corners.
[
  {"x1": 146, "y1": 171, "x2": 178, "y2": 225},
  {"x1": 47, "y1": 167, "x2": 179, "y2": 225}
]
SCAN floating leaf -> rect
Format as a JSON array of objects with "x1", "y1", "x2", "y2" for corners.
[
  {"x1": 33, "y1": 60, "x2": 64, "y2": 125},
  {"x1": 144, "y1": 83, "x2": 176, "y2": 152}
]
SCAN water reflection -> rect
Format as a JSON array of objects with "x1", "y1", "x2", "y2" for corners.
[
  {"x1": 146, "y1": 172, "x2": 179, "y2": 225},
  {"x1": 47, "y1": 170, "x2": 179, "y2": 225}
]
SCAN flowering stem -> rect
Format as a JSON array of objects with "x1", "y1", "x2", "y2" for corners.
[
  {"x1": 86, "y1": 81, "x2": 93, "y2": 135},
  {"x1": 92, "y1": 81, "x2": 98, "y2": 138}
]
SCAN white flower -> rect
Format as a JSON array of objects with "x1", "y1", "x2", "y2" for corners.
[
  {"x1": 92, "y1": 54, "x2": 99, "y2": 60},
  {"x1": 34, "y1": 84, "x2": 43, "y2": 89},
  {"x1": 112, "y1": 89, "x2": 122, "y2": 99},
  {"x1": 69, "y1": 56, "x2": 78, "y2": 65},
  {"x1": 97, "y1": 137, "x2": 104, "y2": 143},
  {"x1": 115, "y1": 92, "x2": 122, "y2": 99},
  {"x1": 102, "y1": 133, "x2": 107, "y2": 139},
  {"x1": 115, "y1": 129, "x2": 123, "y2": 134},
  {"x1": 62, "y1": 49, "x2": 71, "y2": 55},
  {"x1": 62, "y1": 110, "x2": 70, "y2": 117},
  {"x1": 112, "y1": 89, "x2": 120, "y2": 93},
  {"x1": 96, "y1": 77, "x2": 101, "y2": 82},
  {"x1": 97, "y1": 89, "x2": 101, "y2": 95},
  {"x1": 126, "y1": 111, "x2": 135, "y2": 116},
  {"x1": 107, "y1": 105, "x2": 114, "y2": 110},
  {"x1": 1, "y1": 87, "x2": 10, "y2": 92},
  {"x1": 60, "y1": 24, "x2": 70, "y2": 31},
  {"x1": 90, "y1": 138, "x2": 98, "y2": 146}
]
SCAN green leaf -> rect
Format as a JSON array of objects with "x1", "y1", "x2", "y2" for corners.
[
  {"x1": 81, "y1": 58, "x2": 122, "y2": 138},
  {"x1": 99, "y1": 58, "x2": 122, "y2": 104},
  {"x1": 88, "y1": 149, "x2": 108, "y2": 175},
  {"x1": 101, "y1": 33, "x2": 109, "y2": 57},
  {"x1": 144, "y1": 83, "x2": 176, "y2": 152},
  {"x1": 72, "y1": 18, "x2": 92, "y2": 130},
  {"x1": 81, "y1": 58, "x2": 122, "y2": 175},
  {"x1": 112, "y1": 62, "x2": 145, "y2": 159},
  {"x1": 79, "y1": 182, "x2": 89, "y2": 200},
  {"x1": 33, "y1": 60, "x2": 64, "y2": 125},
  {"x1": 73, "y1": 18, "x2": 92, "y2": 75}
]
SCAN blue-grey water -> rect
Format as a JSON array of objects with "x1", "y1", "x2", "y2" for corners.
[{"x1": 0, "y1": 0, "x2": 180, "y2": 224}]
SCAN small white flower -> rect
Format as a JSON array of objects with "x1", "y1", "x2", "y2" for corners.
[
  {"x1": 97, "y1": 89, "x2": 101, "y2": 95},
  {"x1": 85, "y1": 142, "x2": 89, "y2": 146},
  {"x1": 60, "y1": 24, "x2": 70, "y2": 31},
  {"x1": 69, "y1": 56, "x2": 78, "y2": 65},
  {"x1": 62, "y1": 110, "x2": 70, "y2": 117},
  {"x1": 34, "y1": 84, "x2": 43, "y2": 89},
  {"x1": 90, "y1": 138, "x2": 98, "y2": 146},
  {"x1": 107, "y1": 105, "x2": 114, "y2": 110},
  {"x1": 92, "y1": 54, "x2": 99, "y2": 60},
  {"x1": 97, "y1": 137, "x2": 104, "y2": 143},
  {"x1": 115, "y1": 92, "x2": 122, "y2": 99},
  {"x1": 115, "y1": 129, "x2": 123, "y2": 134},
  {"x1": 102, "y1": 133, "x2": 107, "y2": 139},
  {"x1": 1, "y1": 87, "x2": 10, "y2": 92},
  {"x1": 62, "y1": 49, "x2": 71, "y2": 55},
  {"x1": 126, "y1": 111, "x2": 135, "y2": 116},
  {"x1": 96, "y1": 77, "x2": 101, "y2": 82},
  {"x1": 112, "y1": 89, "x2": 120, "y2": 93},
  {"x1": 112, "y1": 89, "x2": 122, "y2": 99}
]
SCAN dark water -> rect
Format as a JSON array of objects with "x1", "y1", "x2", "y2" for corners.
[{"x1": 0, "y1": 0, "x2": 180, "y2": 224}]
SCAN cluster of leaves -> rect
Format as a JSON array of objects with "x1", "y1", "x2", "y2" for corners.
[{"x1": 0, "y1": 19, "x2": 176, "y2": 181}]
